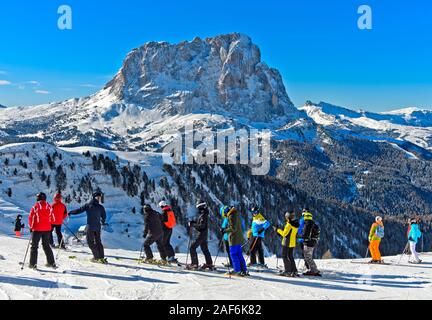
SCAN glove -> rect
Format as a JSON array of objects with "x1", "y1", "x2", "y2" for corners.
[
  {"x1": 143, "y1": 233, "x2": 148, "y2": 238},
  {"x1": 408, "y1": 237, "x2": 414, "y2": 242},
  {"x1": 246, "y1": 250, "x2": 251, "y2": 256},
  {"x1": 257, "y1": 228, "x2": 265, "y2": 234},
  {"x1": 368, "y1": 237, "x2": 372, "y2": 243},
  {"x1": 272, "y1": 226, "x2": 278, "y2": 232},
  {"x1": 220, "y1": 227, "x2": 227, "y2": 234}
]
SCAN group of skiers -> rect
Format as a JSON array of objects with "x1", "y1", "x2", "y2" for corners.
[
  {"x1": 14, "y1": 190, "x2": 426, "y2": 276},
  {"x1": 367, "y1": 216, "x2": 424, "y2": 265},
  {"x1": 15, "y1": 191, "x2": 108, "y2": 269}
]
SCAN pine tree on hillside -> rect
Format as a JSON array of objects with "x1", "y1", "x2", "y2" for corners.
[
  {"x1": 37, "y1": 160, "x2": 43, "y2": 171},
  {"x1": 55, "y1": 165, "x2": 67, "y2": 191}
]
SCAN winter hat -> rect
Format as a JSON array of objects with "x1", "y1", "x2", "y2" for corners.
[
  {"x1": 144, "y1": 204, "x2": 152, "y2": 212},
  {"x1": 375, "y1": 216, "x2": 383, "y2": 222},
  {"x1": 410, "y1": 218, "x2": 417, "y2": 224},
  {"x1": 17, "y1": 214, "x2": 22, "y2": 219},
  {"x1": 92, "y1": 191, "x2": 103, "y2": 199}
]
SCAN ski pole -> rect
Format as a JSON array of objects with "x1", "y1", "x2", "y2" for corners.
[
  {"x1": 20, "y1": 234, "x2": 32, "y2": 270},
  {"x1": 213, "y1": 236, "x2": 225, "y2": 267},
  {"x1": 56, "y1": 237, "x2": 65, "y2": 260},
  {"x1": 365, "y1": 246, "x2": 370, "y2": 259},
  {"x1": 63, "y1": 223, "x2": 85, "y2": 246},
  {"x1": 138, "y1": 243, "x2": 144, "y2": 261},
  {"x1": 185, "y1": 226, "x2": 193, "y2": 266},
  {"x1": 245, "y1": 237, "x2": 259, "y2": 265},
  {"x1": 397, "y1": 242, "x2": 409, "y2": 265}
]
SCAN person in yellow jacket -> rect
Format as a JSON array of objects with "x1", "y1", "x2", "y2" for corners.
[
  {"x1": 369, "y1": 216, "x2": 385, "y2": 263},
  {"x1": 274, "y1": 212, "x2": 300, "y2": 277}
]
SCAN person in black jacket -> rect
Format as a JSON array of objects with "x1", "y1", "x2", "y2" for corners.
[
  {"x1": 142, "y1": 204, "x2": 167, "y2": 264},
  {"x1": 188, "y1": 200, "x2": 214, "y2": 270},
  {"x1": 14, "y1": 214, "x2": 25, "y2": 237},
  {"x1": 301, "y1": 210, "x2": 321, "y2": 276},
  {"x1": 69, "y1": 191, "x2": 107, "y2": 264}
]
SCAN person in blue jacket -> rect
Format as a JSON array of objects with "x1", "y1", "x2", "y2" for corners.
[
  {"x1": 408, "y1": 217, "x2": 423, "y2": 264},
  {"x1": 220, "y1": 206, "x2": 233, "y2": 267},
  {"x1": 297, "y1": 208, "x2": 310, "y2": 269},
  {"x1": 247, "y1": 207, "x2": 270, "y2": 266}
]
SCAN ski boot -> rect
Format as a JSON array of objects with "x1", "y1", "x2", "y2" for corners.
[
  {"x1": 240, "y1": 271, "x2": 251, "y2": 277},
  {"x1": 185, "y1": 264, "x2": 199, "y2": 271},
  {"x1": 167, "y1": 256, "x2": 178, "y2": 264},
  {"x1": 29, "y1": 264, "x2": 37, "y2": 270},
  {"x1": 141, "y1": 258, "x2": 158, "y2": 265},
  {"x1": 200, "y1": 264, "x2": 216, "y2": 271},
  {"x1": 101, "y1": 258, "x2": 108, "y2": 264},
  {"x1": 226, "y1": 271, "x2": 245, "y2": 277},
  {"x1": 223, "y1": 262, "x2": 232, "y2": 268},
  {"x1": 45, "y1": 263, "x2": 58, "y2": 269},
  {"x1": 303, "y1": 271, "x2": 322, "y2": 277},
  {"x1": 159, "y1": 259, "x2": 169, "y2": 266},
  {"x1": 291, "y1": 272, "x2": 301, "y2": 278}
]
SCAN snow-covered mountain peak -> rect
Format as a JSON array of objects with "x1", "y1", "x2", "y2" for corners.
[{"x1": 104, "y1": 33, "x2": 298, "y2": 122}]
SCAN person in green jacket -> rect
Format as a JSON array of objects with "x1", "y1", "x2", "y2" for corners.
[{"x1": 225, "y1": 206, "x2": 249, "y2": 277}]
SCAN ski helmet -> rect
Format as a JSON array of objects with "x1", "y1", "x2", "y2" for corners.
[
  {"x1": 159, "y1": 200, "x2": 168, "y2": 208},
  {"x1": 220, "y1": 206, "x2": 230, "y2": 217},
  {"x1": 251, "y1": 206, "x2": 260, "y2": 215},
  {"x1": 54, "y1": 193, "x2": 62, "y2": 201},
  {"x1": 196, "y1": 200, "x2": 207, "y2": 209},
  {"x1": 375, "y1": 216, "x2": 383, "y2": 222},
  {"x1": 144, "y1": 204, "x2": 152, "y2": 212},
  {"x1": 93, "y1": 191, "x2": 103, "y2": 199},
  {"x1": 17, "y1": 214, "x2": 22, "y2": 219},
  {"x1": 36, "y1": 192, "x2": 47, "y2": 202}
]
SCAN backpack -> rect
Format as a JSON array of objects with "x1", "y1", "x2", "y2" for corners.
[
  {"x1": 310, "y1": 222, "x2": 320, "y2": 241},
  {"x1": 164, "y1": 210, "x2": 177, "y2": 229},
  {"x1": 375, "y1": 225, "x2": 385, "y2": 239}
]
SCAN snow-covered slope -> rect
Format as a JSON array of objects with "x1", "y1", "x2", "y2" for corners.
[
  {"x1": 300, "y1": 102, "x2": 432, "y2": 150},
  {"x1": 0, "y1": 220, "x2": 431, "y2": 300}
]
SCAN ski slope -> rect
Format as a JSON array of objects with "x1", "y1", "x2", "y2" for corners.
[{"x1": 1, "y1": 200, "x2": 431, "y2": 300}]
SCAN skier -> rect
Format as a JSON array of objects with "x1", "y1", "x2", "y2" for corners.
[
  {"x1": 142, "y1": 204, "x2": 167, "y2": 264},
  {"x1": 297, "y1": 209, "x2": 310, "y2": 270},
  {"x1": 28, "y1": 193, "x2": 56, "y2": 269},
  {"x1": 368, "y1": 216, "x2": 385, "y2": 264},
  {"x1": 225, "y1": 206, "x2": 249, "y2": 277},
  {"x1": 247, "y1": 207, "x2": 270, "y2": 267},
  {"x1": 220, "y1": 205, "x2": 233, "y2": 267},
  {"x1": 408, "y1": 218, "x2": 422, "y2": 264},
  {"x1": 188, "y1": 200, "x2": 214, "y2": 270},
  {"x1": 302, "y1": 209, "x2": 321, "y2": 276},
  {"x1": 69, "y1": 191, "x2": 108, "y2": 264},
  {"x1": 275, "y1": 212, "x2": 300, "y2": 277},
  {"x1": 49, "y1": 193, "x2": 68, "y2": 249},
  {"x1": 14, "y1": 214, "x2": 25, "y2": 237},
  {"x1": 159, "y1": 201, "x2": 177, "y2": 263}
]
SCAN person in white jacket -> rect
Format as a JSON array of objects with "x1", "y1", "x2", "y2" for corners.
[{"x1": 408, "y1": 218, "x2": 423, "y2": 264}]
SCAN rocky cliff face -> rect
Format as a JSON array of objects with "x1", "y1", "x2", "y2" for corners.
[{"x1": 105, "y1": 33, "x2": 298, "y2": 122}]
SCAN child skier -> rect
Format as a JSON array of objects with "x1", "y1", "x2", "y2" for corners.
[
  {"x1": 247, "y1": 207, "x2": 271, "y2": 267},
  {"x1": 50, "y1": 193, "x2": 68, "y2": 249},
  {"x1": 28, "y1": 193, "x2": 56, "y2": 269},
  {"x1": 159, "y1": 201, "x2": 177, "y2": 263},
  {"x1": 14, "y1": 214, "x2": 25, "y2": 237},
  {"x1": 408, "y1": 218, "x2": 422, "y2": 264},
  {"x1": 225, "y1": 206, "x2": 249, "y2": 277},
  {"x1": 142, "y1": 204, "x2": 167, "y2": 264},
  {"x1": 275, "y1": 212, "x2": 300, "y2": 277},
  {"x1": 368, "y1": 216, "x2": 385, "y2": 264},
  {"x1": 188, "y1": 200, "x2": 214, "y2": 270}
]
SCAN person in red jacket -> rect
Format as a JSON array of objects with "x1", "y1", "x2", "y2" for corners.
[
  {"x1": 159, "y1": 201, "x2": 177, "y2": 263},
  {"x1": 50, "y1": 193, "x2": 68, "y2": 249},
  {"x1": 28, "y1": 193, "x2": 56, "y2": 269}
]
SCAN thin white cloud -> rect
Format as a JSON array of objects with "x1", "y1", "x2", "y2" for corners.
[
  {"x1": 0, "y1": 80, "x2": 11, "y2": 85},
  {"x1": 28, "y1": 80, "x2": 40, "y2": 85},
  {"x1": 80, "y1": 84, "x2": 100, "y2": 88},
  {"x1": 35, "y1": 90, "x2": 51, "y2": 94}
]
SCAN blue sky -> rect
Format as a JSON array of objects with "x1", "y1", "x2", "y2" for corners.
[{"x1": 0, "y1": 0, "x2": 431, "y2": 111}]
